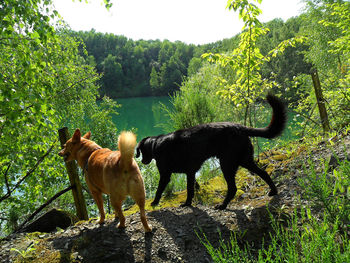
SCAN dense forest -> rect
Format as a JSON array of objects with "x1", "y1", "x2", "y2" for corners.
[
  {"x1": 72, "y1": 16, "x2": 311, "y2": 99},
  {"x1": 71, "y1": 31, "x2": 208, "y2": 97},
  {"x1": 1, "y1": 0, "x2": 349, "y2": 261}
]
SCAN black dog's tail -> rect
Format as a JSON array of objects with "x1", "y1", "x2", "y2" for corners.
[{"x1": 244, "y1": 94, "x2": 287, "y2": 139}]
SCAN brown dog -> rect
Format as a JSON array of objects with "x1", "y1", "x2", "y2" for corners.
[{"x1": 58, "y1": 129, "x2": 151, "y2": 232}]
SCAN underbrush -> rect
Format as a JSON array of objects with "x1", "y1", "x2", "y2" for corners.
[{"x1": 199, "y1": 157, "x2": 350, "y2": 262}]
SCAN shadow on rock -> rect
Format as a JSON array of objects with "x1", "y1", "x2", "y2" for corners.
[
  {"x1": 149, "y1": 196, "x2": 287, "y2": 262},
  {"x1": 149, "y1": 206, "x2": 232, "y2": 263},
  {"x1": 50, "y1": 220, "x2": 135, "y2": 263},
  {"x1": 45, "y1": 196, "x2": 287, "y2": 263},
  {"x1": 230, "y1": 195, "x2": 288, "y2": 248}
]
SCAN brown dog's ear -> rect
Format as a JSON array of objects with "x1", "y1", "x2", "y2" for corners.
[
  {"x1": 83, "y1": 131, "x2": 91, "y2": 139},
  {"x1": 72, "y1": 129, "x2": 81, "y2": 143}
]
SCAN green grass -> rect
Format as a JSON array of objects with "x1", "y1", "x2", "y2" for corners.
[
  {"x1": 199, "y1": 208, "x2": 349, "y2": 263},
  {"x1": 199, "y1": 157, "x2": 350, "y2": 263}
]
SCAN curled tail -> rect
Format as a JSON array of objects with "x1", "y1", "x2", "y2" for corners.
[
  {"x1": 245, "y1": 94, "x2": 287, "y2": 139},
  {"x1": 118, "y1": 131, "x2": 137, "y2": 167}
]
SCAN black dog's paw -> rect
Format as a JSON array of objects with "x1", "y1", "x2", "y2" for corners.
[
  {"x1": 151, "y1": 200, "x2": 159, "y2": 207},
  {"x1": 215, "y1": 204, "x2": 226, "y2": 210},
  {"x1": 180, "y1": 202, "x2": 192, "y2": 208},
  {"x1": 268, "y1": 189, "x2": 278, "y2": 196}
]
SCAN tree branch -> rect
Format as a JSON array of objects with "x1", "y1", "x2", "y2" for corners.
[
  {"x1": 54, "y1": 73, "x2": 99, "y2": 98},
  {"x1": 3, "y1": 162, "x2": 12, "y2": 193},
  {"x1": 0, "y1": 140, "x2": 58, "y2": 202}
]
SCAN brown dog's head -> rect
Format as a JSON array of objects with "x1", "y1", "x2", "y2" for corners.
[
  {"x1": 136, "y1": 137, "x2": 154, "y2": 165},
  {"x1": 58, "y1": 129, "x2": 91, "y2": 162}
]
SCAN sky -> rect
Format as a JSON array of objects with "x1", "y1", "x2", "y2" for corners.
[{"x1": 53, "y1": 0, "x2": 304, "y2": 45}]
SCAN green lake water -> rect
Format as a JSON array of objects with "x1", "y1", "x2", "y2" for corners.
[{"x1": 112, "y1": 96, "x2": 171, "y2": 140}]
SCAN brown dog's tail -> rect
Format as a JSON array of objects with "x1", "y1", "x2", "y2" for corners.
[
  {"x1": 244, "y1": 94, "x2": 287, "y2": 139},
  {"x1": 118, "y1": 131, "x2": 137, "y2": 167}
]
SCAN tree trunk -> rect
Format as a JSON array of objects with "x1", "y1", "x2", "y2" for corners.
[
  {"x1": 310, "y1": 69, "x2": 330, "y2": 133},
  {"x1": 58, "y1": 127, "x2": 89, "y2": 220}
]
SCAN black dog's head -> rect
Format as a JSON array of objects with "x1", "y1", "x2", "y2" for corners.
[{"x1": 136, "y1": 137, "x2": 154, "y2": 164}]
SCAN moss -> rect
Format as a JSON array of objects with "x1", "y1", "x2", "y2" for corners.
[
  {"x1": 12, "y1": 238, "x2": 66, "y2": 263},
  {"x1": 24, "y1": 232, "x2": 42, "y2": 240},
  {"x1": 125, "y1": 171, "x2": 251, "y2": 215},
  {"x1": 266, "y1": 165, "x2": 275, "y2": 174},
  {"x1": 271, "y1": 154, "x2": 288, "y2": 161},
  {"x1": 258, "y1": 158, "x2": 271, "y2": 166},
  {"x1": 74, "y1": 220, "x2": 89, "y2": 226}
]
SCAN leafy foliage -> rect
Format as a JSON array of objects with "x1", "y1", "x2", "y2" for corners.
[
  {"x1": 202, "y1": 0, "x2": 271, "y2": 126},
  {"x1": 0, "y1": 1, "x2": 118, "y2": 236},
  {"x1": 293, "y1": 0, "x2": 350, "y2": 133},
  {"x1": 162, "y1": 64, "x2": 238, "y2": 131}
]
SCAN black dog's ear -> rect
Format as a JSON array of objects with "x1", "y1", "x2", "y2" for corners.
[
  {"x1": 136, "y1": 137, "x2": 150, "y2": 158},
  {"x1": 136, "y1": 138, "x2": 146, "y2": 158},
  {"x1": 136, "y1": 145, "x2": 141, "y2": 158}
]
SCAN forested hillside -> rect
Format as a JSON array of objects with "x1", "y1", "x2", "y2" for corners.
[
  {"x1": 71, "y1": 31, "x2": 197, "y2": 97},
  {"x1": 72, "y1": 16, "x2": 311, "y2": 99}
]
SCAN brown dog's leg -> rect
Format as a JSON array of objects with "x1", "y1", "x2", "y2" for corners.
[
  {"x1": 133, "y1": 195, "x2": 152, "y2": 232},
  {"x1": 140, "y1": 207, "x2": 152, "y2": 233},
  {"x1": 111, "y1": 196, "x2": 126, "y2": 229},
  {"x1": 91, "y1": 190, "x2": 105, "y2": 224}
]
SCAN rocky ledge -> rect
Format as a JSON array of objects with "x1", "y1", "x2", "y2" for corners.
[{"x1": 1, "y1": 132, "x2": 349, "y2": 263}]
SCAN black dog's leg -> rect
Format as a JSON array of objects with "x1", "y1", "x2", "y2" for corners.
[
  {"x1": 181, "y1": 172, "x2": 196, "y2": 207},
  {"x1": 151, "y1": 172, "x2": 171, "y2": 206},
  {"x1": 195, "y1": 180, "x2": 200, "y2": 190},
  {"x1": 216, "y1": 161, "x2": 239, "y2": 210},
  {"x1": 243, "y1": 161, "x2": 278, "y2": 196}
]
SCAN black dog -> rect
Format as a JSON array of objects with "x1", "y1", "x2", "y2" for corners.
[{"x1": 136, "y1": 94, "x2": 287, "y2": 209}]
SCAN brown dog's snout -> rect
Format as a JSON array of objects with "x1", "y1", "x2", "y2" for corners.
[{"x1": 58, "y1": 149, "x2": 70, "y2": 162}]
